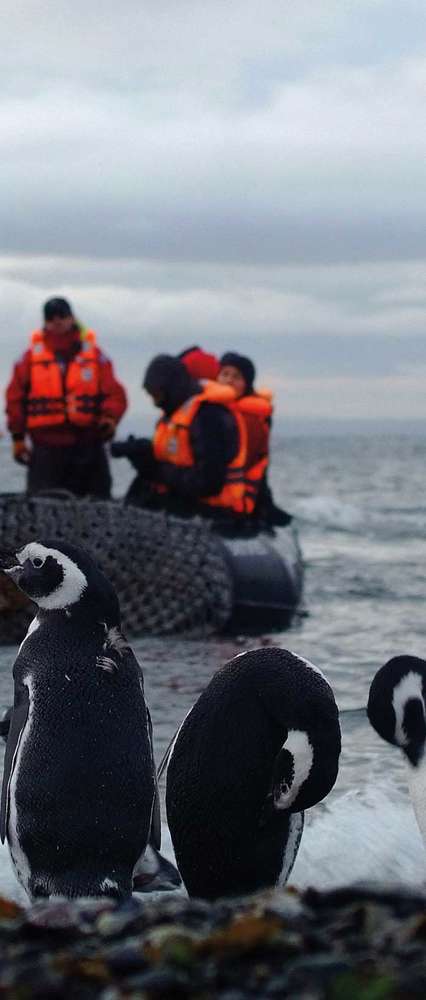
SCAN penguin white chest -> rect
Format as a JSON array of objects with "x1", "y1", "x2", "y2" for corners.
[
  {"x1": 7, "y1": 676, "x2": 34, "y2": 895},
  {"x1": 407, "y1": 758, "x2": 426, "y2": 845}
]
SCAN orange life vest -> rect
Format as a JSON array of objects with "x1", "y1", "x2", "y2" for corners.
[
  {"x1": 231, "y1": 391, "x2": 273, "y2": 511},
  {"x1": 152, "y1": 382, "x2": 268, "y2": 515},
  {"x1": 26, "y1": 328, "x2": 102, "y2": 429}
]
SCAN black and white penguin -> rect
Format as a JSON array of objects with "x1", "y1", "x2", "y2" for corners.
[
  {"x1": 164, "y1": 646, "x2": 341, "y2": 900},
  {"x1": 0, "y1": 539, "x2": 179, "y2": 901},
  {"x1": 368, "y1": 655, "x2": 426, "y2": 845}
]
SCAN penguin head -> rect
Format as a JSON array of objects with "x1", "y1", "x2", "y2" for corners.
[
  {"x1": 194, "y1": 647, "x2": 341, "y2": 816},
  {"x1": 368, "y1": 655, "x2": 426, "y2": 766},
  {"x1": 0, "y1": 540, "x2": 120, "y2": 625},
  {"x1": 251, "y1": 648, "x2": 341, "y2": 814}
]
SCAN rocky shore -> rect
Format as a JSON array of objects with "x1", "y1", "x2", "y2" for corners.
[{"x1": 1, "y1": 884, "x2": 426, "y2": 998}]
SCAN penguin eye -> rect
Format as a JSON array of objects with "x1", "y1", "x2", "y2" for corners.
[{"x1": 31, "y1": 557, "x2": 45, "y2": 569}]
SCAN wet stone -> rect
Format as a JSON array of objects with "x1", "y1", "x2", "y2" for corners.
[
  {"x1": 124, "y1": 967, "x2": 191, "y2": 992},
  {"x1": 0, "y1": 884, "x2": 425, "y2": 996}
]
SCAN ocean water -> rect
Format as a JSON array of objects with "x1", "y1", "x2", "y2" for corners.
[{"x1": 1, "y1": 432, "x2": 425, "y2": 901}]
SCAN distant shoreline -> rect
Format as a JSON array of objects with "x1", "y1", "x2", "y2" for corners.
[
  {"x1": 272, "y1": 418, "x2": 426, "y2": 437},
  {"x1": 1, "y1": 418, "x2": 424, "y2": 443}
]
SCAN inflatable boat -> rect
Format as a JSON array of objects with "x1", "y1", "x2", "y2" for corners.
[
  {"x1": 0, "y1": 493, "x2": 303, "y2": 643},
  {"x1": 216, "y1": 526, "x2": 303, "y2": 633}
]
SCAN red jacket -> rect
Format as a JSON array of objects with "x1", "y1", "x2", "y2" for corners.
[{"x1": 6, "y1": 327, "x2": 127, "y2": 446}]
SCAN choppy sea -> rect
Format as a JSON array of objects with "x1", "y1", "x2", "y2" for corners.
[{"x1": 1, "y1": 431, "x2": 425, "y2": 902}]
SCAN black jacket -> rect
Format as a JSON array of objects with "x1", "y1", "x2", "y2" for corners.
[
  {"x1": 124, "y1": 401, "x2": 239, "y2": 518},
  {"x1": 151, "y1": 402, "x2": 238, "y2": 501}
]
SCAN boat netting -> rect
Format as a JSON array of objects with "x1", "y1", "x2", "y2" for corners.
[{"x1": 0, "y1": 495, "x2": 233, "y2": 644}]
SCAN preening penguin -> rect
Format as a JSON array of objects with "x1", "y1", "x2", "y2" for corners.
[
  {"x1": 0, "y1": 540, "x2": 178, "y2": 901},
  {"x1": 368, "y1": 655, "x2": 426, "y2": 847},
  {"x1": 165, "y1": 647, "x2": 341, "y2": 900}
]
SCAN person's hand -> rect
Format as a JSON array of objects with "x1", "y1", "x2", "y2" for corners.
[
  {"x1": 110, "y1": 436, "x2": 142, "y2": 459},
  {"x1": 12, "y1": 440, "x2": 31, "y2": 465},
  {"x1": 98, "y1": 416, "x2": 117, "y2": 441},
  {"x1": 110, "y1": 439, "x2": 128, "y2": 458},
  {"x1": 130, "y1": 438, "x2": 154, "y2": 464},
  {"x1": 111, "y1": 436, "x2": 155, "y2": 473}
]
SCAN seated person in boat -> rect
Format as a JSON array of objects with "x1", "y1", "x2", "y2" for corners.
[
  {"x1": 5, "y1": 297, "x2": 127, "y2": 499},
  {"x1": 111, "y1": 353, "x2": 271, "y2": 530},
  {"x1": 217, "y1": 352, "x2": 291, "y2": 528},
  {"x1": 179, "y1": 347, "x2": 276, "y2": 495}
]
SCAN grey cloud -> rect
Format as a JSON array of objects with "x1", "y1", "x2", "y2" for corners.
[
  {"x1": 1, "y1": 256, "x2": 426, "y2": 369},
  {"x1": 1, "y1": 3, "x2": 426, "y2": 265},
  {"x1": 1, "y1": 1, "x2": 426, "y2": 420},
  {"x1": 2, "y1": 201, "x2": 426, "y2": 266},
  {"x1": 3, "y1": 1, "x2": 425, "y2": 98}
]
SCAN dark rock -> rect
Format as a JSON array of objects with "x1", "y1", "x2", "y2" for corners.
[{"x1": 0, "y1": 885, "x2": 425, "y2": 996}]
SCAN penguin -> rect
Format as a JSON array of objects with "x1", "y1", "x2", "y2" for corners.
[
  {"x1": 367, "y1": 654, "x2": 426, "y2": 848},
  {"x1": 0, "y1": 540, "x2": 180, "y2": 901},
  {"x1": 164, "y1": 646, "x2": 341, "y2": 900}
]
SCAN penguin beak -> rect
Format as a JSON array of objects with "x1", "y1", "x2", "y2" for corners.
[{"x1": 0, "y1": 549, "x2": 22, "y2": 581}]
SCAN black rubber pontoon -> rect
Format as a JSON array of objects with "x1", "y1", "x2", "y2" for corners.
[
  {"x1": 0, "y1": 493, "x2": 303, "y2": 642},
  {"x1": 219, "y1": 526, "x2": 303, "y2": 633}
]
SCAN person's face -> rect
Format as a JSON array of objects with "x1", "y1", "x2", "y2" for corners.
[
  {"x1": 44, "y1": 314, "x2": 75, "y2": 336},
  {"x1": 217, "y1": 365, "x2": 246, "y2": 399}
]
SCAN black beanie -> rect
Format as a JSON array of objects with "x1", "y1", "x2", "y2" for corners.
[
  {"x1": 143, "y1": 354, "x2": 198, "y2": 416},
  {"x1": 220, "y1": 352, "x2": 256, "y2": 392},
  {"x1": 43, "y1": 297, "x2": 73, "y2": 321}
]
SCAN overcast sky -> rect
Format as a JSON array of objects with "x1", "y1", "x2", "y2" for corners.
[{"x1": 1, "y1": 0, "x2": 426, "y2": 426}]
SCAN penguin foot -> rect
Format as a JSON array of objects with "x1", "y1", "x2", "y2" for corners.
[{"x1": 133, "y1": 846, "x2": 182, "y2": 893}]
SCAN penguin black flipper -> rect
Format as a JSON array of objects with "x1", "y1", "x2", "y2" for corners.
[
  {"x1": 95, "y1": 638, "x2": 170, "y2": 881},
  {"x1": 147, "y1": 708, "x2": 161, "y2": 850},
  {"x1": 0, "y1": 681, "x2": 29, "y2": 843}
]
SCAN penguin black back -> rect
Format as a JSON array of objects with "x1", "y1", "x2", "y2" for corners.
[{"x1": 166, "y1": 647, "x2": 341, "y2": 900}]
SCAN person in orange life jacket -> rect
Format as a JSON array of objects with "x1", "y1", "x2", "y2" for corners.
[
  {"x1": 179, "y1": 345, "x2": 269, "y2": 472},
  {"x1": 217, "y1": 352, "x2": 291, "y2": 528},
  {"x1": 111, "y1": 354, "x2": 241, "y2": 520},
  {"x1": 5, "y1": 297, "x2": 127, "y2": 498},
  {"x1": 217, "y1": 352, "x2": 266, "y2": 468}
]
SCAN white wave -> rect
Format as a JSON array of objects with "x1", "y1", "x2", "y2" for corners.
[
  {"x1": 0, "y1": 843, "x2": 26, "y2": 904},
  {"x1": 295, "y1": 495, "x2": 363, "y2": 531},
  {"x1": 291, "y1": 784, "x2": 425, "y2": 891}
]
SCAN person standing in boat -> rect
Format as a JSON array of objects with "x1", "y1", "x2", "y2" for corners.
[
  {"x1": 112, "y1": 354, "x2": 267, "y2": 530},
  {"x1": 5, "y1": 297, "x2": 127, "y2": 498}
]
